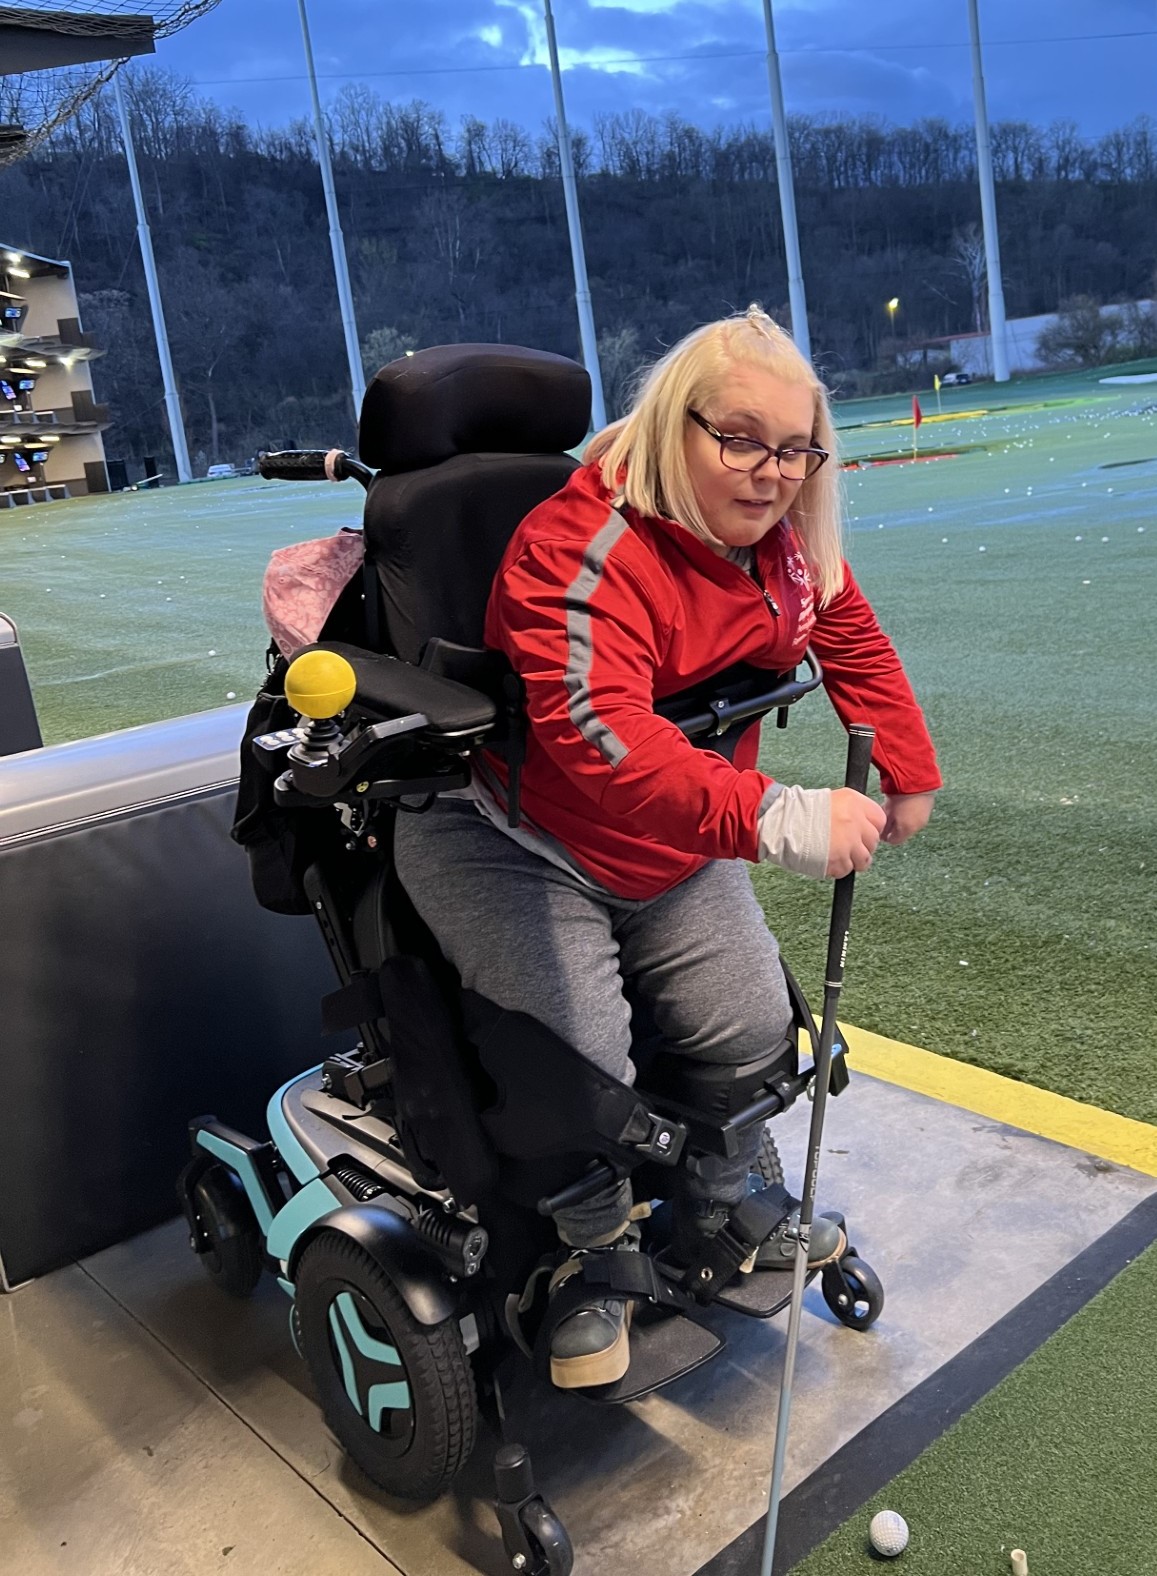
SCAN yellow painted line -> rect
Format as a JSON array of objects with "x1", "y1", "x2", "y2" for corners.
[
  {"x1": 922, "y1": 409, "x2": 989, "y2": 425},
  {"x1": 803, "y1": 1021, "x2": 1157, "y2": 1178},
  {"x1": 888, "y1": 408, "x2": 991, "y2": 428},
  {"x1": 860, "y1": 407, "x2": 991, "y2": 430}
]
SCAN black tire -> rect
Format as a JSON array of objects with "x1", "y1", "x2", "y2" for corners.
[
  {"x1": 820, "y1": 1254, "x2": 885, "y2": 1331},
  {"x1": 520, "y1": 1498, "x2": 575, "y2": 1576},
  {"x1": 193, "y1": 1164, "x2": 264, "y2": 1299},
  {"x1": 295, "y1": 1231, "x2": 477, "y2": 1501},
  {"x1": 753, "y1": 1124, "x2": 786, "y2": 1189}
]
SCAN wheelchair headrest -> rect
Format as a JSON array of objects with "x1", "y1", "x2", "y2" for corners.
[{"x1": 358, "y1": 343, "x2": 592, "y2": 474}]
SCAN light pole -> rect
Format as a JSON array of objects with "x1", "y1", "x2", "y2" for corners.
[
  {"x1": 761, "y1": 0, "x2": 810, "y2": 359},
  {"x1": 298, "y1": 0, "x2": 366, "y2": 423},
  {"x1": 883, "y1": 298, "x2": 900, "y2": 369},
  {"x1": 542, "y1": 0, "x2": 606, "y2": 431},
  {"x1": 113, "y1": 71, "x2": 192, "y2": 483},
  {"x1": 967, "y1": 0, "x2": 1010, "y2": 382}
]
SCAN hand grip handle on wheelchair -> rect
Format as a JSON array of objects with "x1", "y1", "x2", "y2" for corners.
[
  {"x1": 257, "y1": 449, "x2": 334, "y2": 482},
  {"x1": 258, "y1": 449, "x2": 374, "y2": 489}
]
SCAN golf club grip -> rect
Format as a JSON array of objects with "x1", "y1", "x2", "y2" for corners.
[
  {"x1": 258, "y1": 449, "x2": 331, "y2": 482},
  {"x1": 844, "y1": 722, "x2": 874, "y2": 795},
  {"x1": 825, "y1": 725, "x2": 875, "y2": 982}
]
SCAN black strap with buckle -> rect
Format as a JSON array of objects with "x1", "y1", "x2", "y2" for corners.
[{"x1": 680, "y1": 1184, "x2": 798, "y2": 1303}]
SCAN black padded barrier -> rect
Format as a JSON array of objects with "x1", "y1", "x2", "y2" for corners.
[
  {"x1": 0, "y1": 733, "x2": 342, "y2": 1286},
  {"x1": 0, "y1": 613, "x2": 43, "y2": 757}
]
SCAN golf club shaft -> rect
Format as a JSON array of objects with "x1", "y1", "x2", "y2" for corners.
[{"x1": 759, "y1": 723, "x2": 875, "y2": 1576}]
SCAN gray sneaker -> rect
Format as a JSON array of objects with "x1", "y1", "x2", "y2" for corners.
[
  {"x1": 753, "y1": 1210, "x2": 846, "y2": 1270},
  {"x1": 547, "y1": 1231, "x2": 638, "y2": 1389},
  {"x1": 671, "y1": 1188, "x2": 847, "y2": 1274}
]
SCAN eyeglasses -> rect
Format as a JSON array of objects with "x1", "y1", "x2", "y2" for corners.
[{"x1": 689, "y1": 410, "x2": 829, "y2": 481}]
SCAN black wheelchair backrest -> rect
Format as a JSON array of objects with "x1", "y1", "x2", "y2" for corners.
[{"x1": 358, "y1": 344, "x2": 591, "y2": 663}]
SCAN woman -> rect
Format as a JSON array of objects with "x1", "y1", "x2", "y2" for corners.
[{"x1": 394, "y1": 306, "x2": 940, "y2": 1389}]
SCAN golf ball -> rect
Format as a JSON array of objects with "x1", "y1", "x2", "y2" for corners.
[{"x1": 869, "y1": 1510, "x2": 910, "y2": 1557}]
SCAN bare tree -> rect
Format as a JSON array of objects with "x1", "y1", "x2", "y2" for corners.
[
  {"x1": 361, "y1": 325, "x2": 417, "y2": 378},
  {"x1": 949, "y1": 224, "x2": 987, "y2": 333},
  {"x1": 414, "y1": 190, "x2": 489, "y2": 326},
  {"x1": 596, "y1": 325, "x2": 645, "y2": 421},
  {"x1": 1036, "y1": 296, "x2": 1118, "y2": 367},
  {"x1": 490, "y1": 119, "x2": 532, "y2": 179},
  {"x1": 163, "y1": 251, "x2": 249, "y2": 465}
]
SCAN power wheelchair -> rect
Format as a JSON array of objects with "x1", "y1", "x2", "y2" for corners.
[{"x1": 178, "y1": 344, "x2": 883, "y2": 1574}]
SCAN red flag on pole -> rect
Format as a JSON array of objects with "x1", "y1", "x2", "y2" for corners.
[{"x1": 912, "y1": 396, "x2": 924, "y2": 429}]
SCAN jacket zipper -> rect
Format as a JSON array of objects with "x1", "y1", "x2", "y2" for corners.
[
  {"x1": 723, "y1": 549, "x2": 781, "y2": 616},
  {"x1": 721, "y1": 547, "x2": 782, "y2": 624}
]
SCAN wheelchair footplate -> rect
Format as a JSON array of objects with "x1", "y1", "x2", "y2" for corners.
[
  {"x1": 582, "y1": 1304, "x2": 724, "y2": 1405},
  {"x1": 526, "y1": 1246, "x2": 725, "y2": 1403},
  {"x1": 646, "y1": 1240, "x2": 811, "y2": 1321},
  {"x1": 707, "y1": 1266, "x2": 812, "y2": 1320}
]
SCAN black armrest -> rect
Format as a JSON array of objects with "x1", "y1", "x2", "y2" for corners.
[
  {"x1": 306, "y1": 641, "x2": 497, "y2": 738},
  {"x1": 655, "y1": 650, "x2": 823, "y2": 742}
]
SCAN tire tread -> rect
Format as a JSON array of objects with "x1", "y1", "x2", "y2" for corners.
[{"x1": 296, "y1": 1231, "x2": 476, "y2": 1499}]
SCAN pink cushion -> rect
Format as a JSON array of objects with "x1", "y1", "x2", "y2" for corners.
[{"x1": 262, "y1": 529, "x2": 366, "y2": 658}]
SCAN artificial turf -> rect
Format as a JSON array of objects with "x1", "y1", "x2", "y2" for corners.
[
  {"x1": 788, "y1": 1235, "x2": 1157, "y2": 1575},
  {"x1": 751, "y1": 367, "x2": 1157, "y2": 1125},
  {"x1": 2, "y1": 364, "x2": 1155, "y2": 1124}
]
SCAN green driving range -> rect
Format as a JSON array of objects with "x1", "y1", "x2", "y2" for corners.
[{"x1": 3, "y1": 360, "x2": 1155, "y2": 1576}]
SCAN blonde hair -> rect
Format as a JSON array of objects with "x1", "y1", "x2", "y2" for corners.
[{"x1": 585, "y1": 306, "x2": 844, "y2": 605}]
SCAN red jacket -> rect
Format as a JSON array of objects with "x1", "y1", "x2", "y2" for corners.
[{"x1": 482, "y1": 461, "x2": 940, "y2": 899}]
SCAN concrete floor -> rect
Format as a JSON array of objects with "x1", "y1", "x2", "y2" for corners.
[{"x1": 3, "y1": 1073, "x2": 1155, "y2": 1576}]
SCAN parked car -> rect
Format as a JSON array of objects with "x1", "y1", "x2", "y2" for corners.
[
  {"x1": 205, "y1": 463, "x2": 237, "y2": 479},
  {"x1": 940, "y1": 371, "x2": 972, "y2": 387}
]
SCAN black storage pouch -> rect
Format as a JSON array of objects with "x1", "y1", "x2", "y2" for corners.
[{"x1": 230, "y1": 653, "x2": 339, "y2": 915}]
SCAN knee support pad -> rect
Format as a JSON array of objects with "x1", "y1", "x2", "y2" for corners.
[
  {"x1": 640, "y1": 1036, "x2": 796, "y2": 1124},
  {"x1": 461, "y1": 990, "x2": 687, "y2": 1172}
]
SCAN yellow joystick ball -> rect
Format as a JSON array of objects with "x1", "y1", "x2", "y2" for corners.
[{"x1": 285, "y1": 650, "x2": 357, "y2": 720}]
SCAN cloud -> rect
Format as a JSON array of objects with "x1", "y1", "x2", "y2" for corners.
[{"x1": 151, "y1": 0, "x2": 1156, "y2": 138}]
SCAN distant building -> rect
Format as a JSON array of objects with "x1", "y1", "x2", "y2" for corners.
[
  {"x1": 0, "y1": 244, "x2": 109, "y2": 505},
  {"x1": 900, "y1": 301, "x2": 1155, "y2": 378}
]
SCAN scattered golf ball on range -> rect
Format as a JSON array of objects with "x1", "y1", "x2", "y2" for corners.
[{"x1": 869, "y1": 1510, "x2": 910, "y2": 1557}]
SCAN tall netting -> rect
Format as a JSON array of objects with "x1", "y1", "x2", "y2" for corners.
[{"x1": 0, "y1": 1, "x2": 224, "y2": 167}]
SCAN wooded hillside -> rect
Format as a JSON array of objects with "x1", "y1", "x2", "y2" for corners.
[{"x1": 3, "y1": 71, "x2": 1154, "y2": 469}]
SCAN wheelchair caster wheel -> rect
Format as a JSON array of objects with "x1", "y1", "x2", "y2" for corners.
[
  {"x1": 820, "y1": 1254, "x2": 884, "y2": 1330},
  {"x1": 516, "y1": 1498, "x2": 574, "y2": 1575},
  {"x1": 190, "y1": 1163, "x2": 263, "y2": 1298},
  {"x1": 494, "y1": 1443, "x2": 574, "y2": 1576}
]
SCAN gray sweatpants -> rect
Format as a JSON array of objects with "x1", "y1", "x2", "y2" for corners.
[{"x1": 393, "y1": 798, "x2": 793, "y2": 1246}]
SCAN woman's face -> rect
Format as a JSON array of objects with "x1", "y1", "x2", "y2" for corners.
[{"x1": 684, "y1": 362, "x2": 816, "y2": 550}]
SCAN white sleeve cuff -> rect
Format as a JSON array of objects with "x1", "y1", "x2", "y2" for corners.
[{"x1": 755, "y1": 784, "x2": 831, "y2": 879}]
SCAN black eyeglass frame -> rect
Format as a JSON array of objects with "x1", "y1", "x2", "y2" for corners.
[{"x1": 688, "y1": 409, "x2": 830, "y2": 480}]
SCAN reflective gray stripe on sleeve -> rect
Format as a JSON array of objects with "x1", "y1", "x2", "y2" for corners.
[{"x1": 564, "y1": 509, "x2": 632, "y2": 768}]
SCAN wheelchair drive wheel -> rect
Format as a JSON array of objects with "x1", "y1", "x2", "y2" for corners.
[
  {"x1": 753, "y1": 1124, "x2": 785, "y2": 1189},
  {"x1": 191, "y1": 1163, "x2": 264, "y2": 1299},
  {"x1": 820, "y1": 1252, "x2": 884, "y2": 1330},
  {"x1": 295, "y1": 1231, "x2": 478, "y2": 1501}
]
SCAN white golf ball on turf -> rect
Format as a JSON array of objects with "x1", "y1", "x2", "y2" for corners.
[{"x1": 869, "y1": 1510, "x2": 910, "y2": 1557}]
